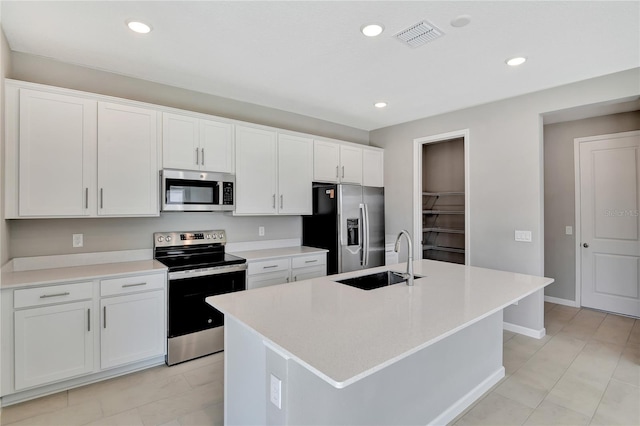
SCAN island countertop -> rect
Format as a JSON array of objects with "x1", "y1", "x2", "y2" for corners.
[{"x1": 207, "y1": 259, "x2": 553, "y2": 388}]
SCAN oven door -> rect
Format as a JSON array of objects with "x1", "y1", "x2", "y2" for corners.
[{"x1": 168, "y1": 266, "x2": 246, "y2": 338}]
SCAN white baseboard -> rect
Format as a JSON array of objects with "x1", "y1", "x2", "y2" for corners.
[
  {"x1": 503, "y1": 322, "x2": 546, "y2": 339},
  {"x1": 544, "y1": 295, "x2": 580, "y2": 308},
  {"x1": 429, "y1": 367, "x2": 505, "y2": 426}
]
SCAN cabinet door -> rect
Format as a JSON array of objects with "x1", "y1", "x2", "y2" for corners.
[
  {"x1": 18, "y1": 89, "x2": 97, "y2": 216},
  {"x1": 362, "y1": 149, "x2": 384, "y2": 187},
  {"x1": 235, "y1": 126, "x2": 278, "y2": 215},
  {"x1": 162, "y1": 112, "x2": 200, "y2": 171},
  {"x1": 340, "y1": 145, "x2": 363, "y2": 184},
  {"x1": 313, "y1": 140, "x2": 340, "y2": 183},
  {"x1": 247, "y1": 270, "x2": 291, "y2": 290},
  {"x1": 98, "y1": 102, "x2": 159, "y2": 216},
  {"x1": 200, "y1": 119, "x2": 234, "y2": 173},
  {"x1": 278, "y1": 134, "x2": 313, "y2": 215},
  {"x1": 100, "y1": 291, "x2": 165, "y2": 370},
  {"x1": 290, "y1": 265, "x2": 327, "y2": 282},
  {"x1": 14, "y1": 300, "x2": 94, "y2": 390}
]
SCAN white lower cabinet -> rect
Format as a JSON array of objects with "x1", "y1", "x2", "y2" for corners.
[
  {"x1": 3, "y1": 271, "x2": 166, "y2": 401},
  {"x1": 100, "y1": 290, "x2": 165, "y2": 370},
  {"x1": 14, "y1": 299, "x2": 94, "y2": 390},
  {"x1": 246, "y1": 252, "x2": 327, "y2": 290}
]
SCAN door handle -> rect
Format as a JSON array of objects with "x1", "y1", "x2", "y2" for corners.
[
  {"x1": 84, "y1": 188, "x2": 88, "y2": 209},
  {"x1": 272, "y1": 194, "x2": 276, "y2": 209},
  {"x1": 335, "y1": 165, "x2": 339, "y2": 178},
  {"x1": 280, "y1": 195, "x2": 283, "y2": 209},
  {"x1": 342, "y1": 166, "x2": 345, "y2": 178},
  {"x1": 195, "y1": 148, "x2": 199, "y2": 165},
  {"x1": 583, "y1": 243, "x2": 589, "y2": 248},
  {"x1": 201, "y1": 148, "x2": 205, "y2": 166},
  {"x1": 103, "y1": 306, "x2": 107, "y2": 329},
  {"x1": 100, "y1": 188, "x2": 104, "y2": 209},
  {"x1": 88, "y1": 308, "x2": 91, "y2": 332}
]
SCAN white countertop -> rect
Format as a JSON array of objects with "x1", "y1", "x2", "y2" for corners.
[
  {"x1": 1, "y1": 260, "x2": 167, "y2": 289},
  {"x1": 230, "y1": 245, "x2": 328, "y2": 261},
  {"x1": 208, "y1": 259, "x2": 553, "y2": 388}
]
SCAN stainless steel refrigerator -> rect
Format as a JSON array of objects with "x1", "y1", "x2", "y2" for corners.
[{"x1": 302, "y1": 183, "x2": 385, "y2": 275}]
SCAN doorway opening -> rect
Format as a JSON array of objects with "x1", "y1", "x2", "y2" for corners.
[{"x1": 413, "y1": 130, "x2": 470, "y2": 265}]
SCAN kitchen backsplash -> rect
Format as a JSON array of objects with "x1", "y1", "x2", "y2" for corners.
[{"x1": 7, "y1": 214, "x2": 302, "y2": 259}]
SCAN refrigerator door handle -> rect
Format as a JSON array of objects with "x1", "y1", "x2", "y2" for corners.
[
  {"x1": 359, "y1": 203, "x2": 368, "y2": 266},
  {"x1": 363, "y1": 203, "x2": 370, "y2": 266}
]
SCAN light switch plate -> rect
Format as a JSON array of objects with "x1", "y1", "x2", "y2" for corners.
[
  {"x1": 565, "y1": 226, "x2": 573, "y2": 235},
  {"x1": 270, "y1": 374, "x2": 282, "y2": 409},
  {"x1": 514, "y1": 230, "x2": 532, "y2": 242},
  {"x1": 259, "y1": 226, "x2": 265, "y2": 237}
]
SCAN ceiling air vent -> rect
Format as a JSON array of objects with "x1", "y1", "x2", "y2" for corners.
[{"x1": 395, "y1": 20, "x2": 444, "y2": 48}]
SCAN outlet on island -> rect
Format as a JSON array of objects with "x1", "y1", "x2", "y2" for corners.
[{"x1": 259, "y1": 226, "x2": 265, "y2": 237}]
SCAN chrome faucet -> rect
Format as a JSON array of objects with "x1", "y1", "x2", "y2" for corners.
[{"x1": 394, "y1": 230, "x2": 414, "y2": 286}]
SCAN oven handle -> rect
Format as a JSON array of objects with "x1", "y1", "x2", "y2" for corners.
[{"x1": 168, "y1": 263, "x2": 247, "y2": 280}]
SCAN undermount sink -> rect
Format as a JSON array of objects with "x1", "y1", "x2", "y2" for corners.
[{"x1": 336, "y1": 271, "x2": 423, "y2": 291}]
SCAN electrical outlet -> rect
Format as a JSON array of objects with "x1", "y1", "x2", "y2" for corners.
[
  {"x1": 565, "y1": 226, "x2": 573, "y2": 235},
  {"x1": 259, "y1": 226, "x2": 265, "y2": 237},
  {"x1": 72, "y1": 233, "x2": 84, "y2": 248},
  {"x1": 270, "y1": 374, "x2": 282, "y2": 409}
]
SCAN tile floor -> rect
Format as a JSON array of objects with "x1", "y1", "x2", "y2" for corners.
[{"x1": 0, "y1": 303, "x2": 638, "y2": 426}]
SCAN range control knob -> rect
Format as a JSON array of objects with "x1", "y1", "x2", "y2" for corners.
[
  {"x1": 218, "y1": 233, "x2": 224, "y2": 239},
  {"x1": 206, "y1": 234, "x2": 211, "y2": 239},
  {"x1": 166, "y1": 236, "x2": 172, "y2": 242},
  {"x1": 212, "y1": 234, "x2": 217, "y2": 240},
  {"x1": 157, "y1": 236, "x2": 164, "y2": 243}
]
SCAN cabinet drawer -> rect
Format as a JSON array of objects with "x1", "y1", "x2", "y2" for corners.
[
  {"x1": 101, "y1": 273, "x2": 165, "y2": 297},
  {"x1": 14, "y1": 282, "x2": 93, "y2": 309},
  {"x1": 291, "y1": 253, "x2": 326, "y2": 269},
  {"x1": 247, "y1": 258, "x2": 290, "y2": 276}
]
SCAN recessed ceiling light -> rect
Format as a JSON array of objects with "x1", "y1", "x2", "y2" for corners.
[
  {"x1": 127, "y1": 20, "x2": 152, "y2": 34},
  {"x1": 450, "y1": 14, "x2": 471, "y2": 28},
  {"x1": 361, "y1": 24, "x2": 384, "y2": 37},
  {"x1": 374, "y1": 102, "x2": 387, "y2": 108},
  {"x1": 506, "y1": 57, "x2": 527, "y2": 66}
]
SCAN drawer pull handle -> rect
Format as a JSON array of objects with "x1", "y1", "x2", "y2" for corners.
[
  {"x1": 40, "y1": 292, "x2": 70, "y2": 299},
  {"x1": 263, "y1": 265, "x2": 278, "y2": 269},
  {"x1": 304, "y1": 260, "x2": 318, "y2": 263},
  {"x1": 122, "y1": 282, "x2": 146, "y2": 288}
]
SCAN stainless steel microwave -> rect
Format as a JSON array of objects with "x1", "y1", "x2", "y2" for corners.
[{"x1": 161, "y1": 169, "x2": 235, "y2": 212}]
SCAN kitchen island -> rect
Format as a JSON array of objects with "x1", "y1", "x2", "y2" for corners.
[{"x1": 207, "y1": 259, "x2": 553, "y2": 425}]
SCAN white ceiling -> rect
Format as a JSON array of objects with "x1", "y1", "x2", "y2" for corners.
[{"x1": 1, "y1": 1, "x2": 639, "y2": 131}]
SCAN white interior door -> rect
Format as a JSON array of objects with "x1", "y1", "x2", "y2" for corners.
[{"x1": 579, "y1": 131, "x2": 640, "y2": 317}]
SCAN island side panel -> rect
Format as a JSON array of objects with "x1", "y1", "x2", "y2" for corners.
[
  {"x1": 283, "y1": 311, "x2": 504, "y2": 426},
  {"x1": 225, "y1": 316, "x2": 267, "y2": 425}
]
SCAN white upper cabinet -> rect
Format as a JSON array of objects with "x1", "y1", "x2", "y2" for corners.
[
  {"x1": 339, "y1": 145, "x2": 363, "y2": 184},
  {"x1": 235, "y1": 125, "x2": 278, "y2": 215},
  {"x1": 278, "y1": 134, "x2": 313, "y2": 215},
  {"x1": 162, "y1": 112, "x2": 233, "y2": 173},
  {"x1": 235, "y1": 128, "x2": 313, "y2": 216},
  {"x1": 362, "y1": 149, "x2": 384, "y2": 187},
  {"x1": 18, "y1": 89, "x2": 97, "y2": 217},
  {"x1": 313, "y1": 140, "x2": 383, "y2": 186},
  {"x1": 313, "y1": 140, "x2": 340, "y2": 183},
  {"x1": 162, "y1": 113, "x2": 199, "y2": 170},
  {"x1": 11, "y1": 85, "x2": 160, "y2": 218},
  {"x1": 98, "y1": 102, "x2": 158, "y2": 216}
]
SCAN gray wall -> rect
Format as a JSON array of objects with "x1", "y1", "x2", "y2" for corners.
[
  {"x1": 4, "y1": 52, "x2": 371, "y2": 259},
  {"x1": 543, "y1": 111, "x2": 640, "y2": 302},
  {"x1": 370, "y1": 68, "x2": 640, "y2": 330}
]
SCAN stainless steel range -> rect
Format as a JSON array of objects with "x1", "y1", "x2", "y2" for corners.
[{"x1": 153, "y1": 230, "x2": 246, "y2": 366}]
